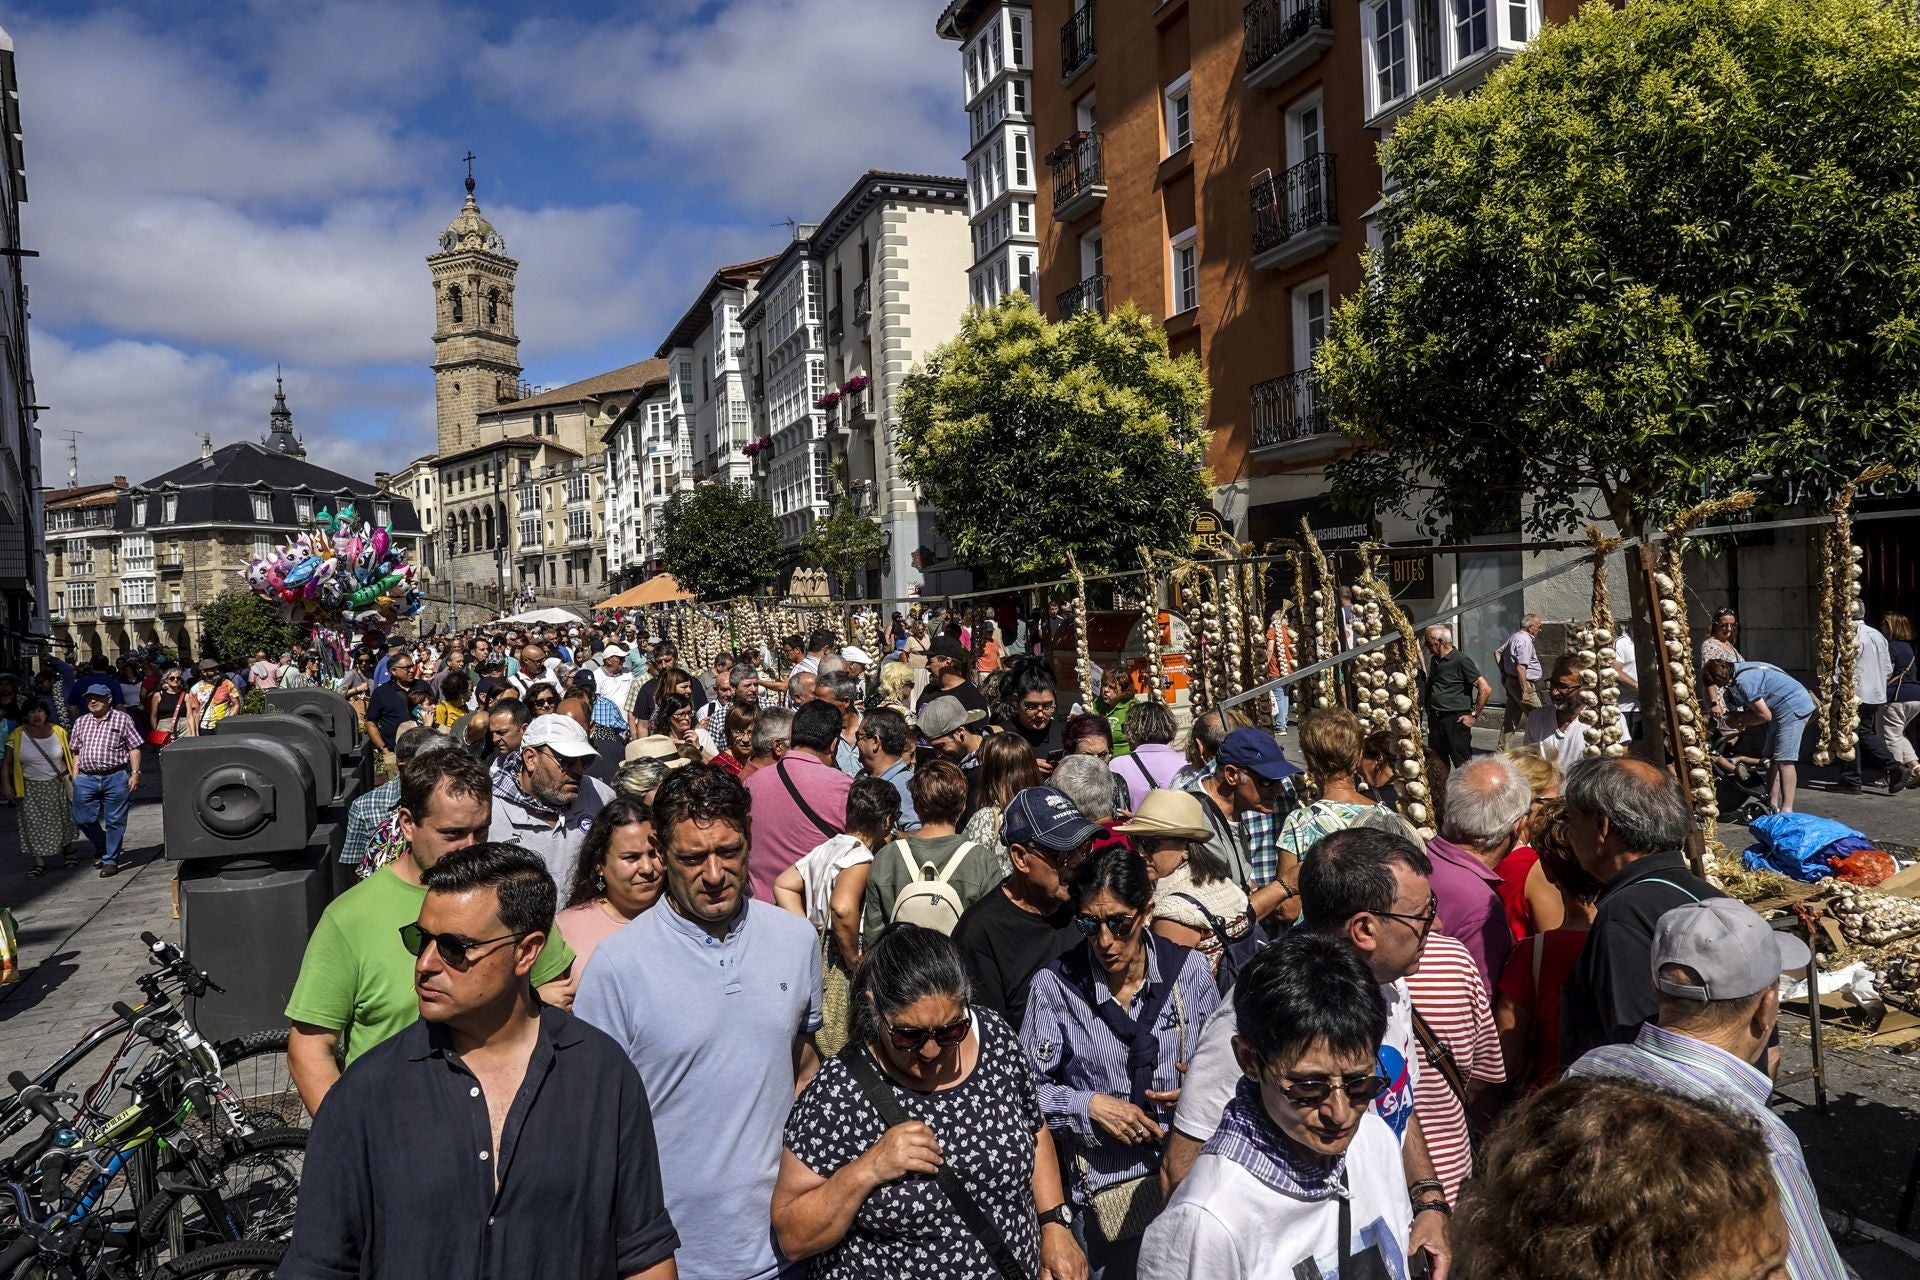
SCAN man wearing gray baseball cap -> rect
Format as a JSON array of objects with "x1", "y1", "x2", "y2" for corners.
[{"x1": 1567, "y1": 898, "x2": 1844, "y2": 1279}]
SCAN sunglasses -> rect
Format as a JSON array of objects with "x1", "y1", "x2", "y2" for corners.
[
  {"x1": 531, "y1": 694, "x2": 558, "y2": 706},
  {"x1": 1073, "y1": 911, "x2": 1140, "y2": 938},
  {"x1": 398, "y1": 922, "x2": 527, "y2": 970},
  {"x1": 885, "y1": 1013, "x2": 971, "y2": 1053},
  {"x1": 1273, "y1": 1070, "x2": 1391, "y2": 1109}
]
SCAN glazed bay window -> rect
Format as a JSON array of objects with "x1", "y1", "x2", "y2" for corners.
[{"x1": 251, "y1": 492, "x2": 271, "y2": 521}]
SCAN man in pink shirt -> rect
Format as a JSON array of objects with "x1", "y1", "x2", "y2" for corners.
[
  {"x1": 1425, "y1": 754, "x2": 1531, "y2": 998},
  {"x1": 742, "y1": 700, "x2": 851, "y2": 903}
]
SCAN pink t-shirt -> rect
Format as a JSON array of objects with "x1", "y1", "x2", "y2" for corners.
[
  {"x1": 553, "y1": 900, "x2": 631, "y2": 974},
  {"x1": 742, "y1": 754, "x2": 851, "y2": 904}
]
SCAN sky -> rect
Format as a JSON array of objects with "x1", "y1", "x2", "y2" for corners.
[{"x1": 11, "y1": 0, "x2": 965, "y2": 488}]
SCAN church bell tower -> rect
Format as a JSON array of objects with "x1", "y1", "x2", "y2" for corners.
[{"x1": 429, "y1": 161, "x2": 522, "y2": 455}]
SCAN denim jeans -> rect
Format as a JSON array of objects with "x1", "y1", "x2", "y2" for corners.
[
  {"x1": 72, "y1": 768, "x2": 130, "y2": 865},
  {"x1": 1270, "y1": 685, "x2": 1290, "y2": 734}
]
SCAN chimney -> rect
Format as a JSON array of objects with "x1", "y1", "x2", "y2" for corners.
[
  {"x1": 112, "y1": 475, "x2": 127, "y2": 488},
  {"x1": 200, "y1": 434, "x2": 213, "y2": 460}
]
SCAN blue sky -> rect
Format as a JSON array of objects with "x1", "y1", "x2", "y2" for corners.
[{"x1": 12, "y1": 0, "x2": 964, "y2": 487}]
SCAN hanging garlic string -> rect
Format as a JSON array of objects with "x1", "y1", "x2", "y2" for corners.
[
  {"x1": 1659, "y1": 491, "x2": 1755, "y2": 825},
  {"x1": 1067, "y1": 552, "x2": 1094, "y2": 710},
  {"x1": 1138, "y1": 547, "x2": 1167, "y2": 704}
]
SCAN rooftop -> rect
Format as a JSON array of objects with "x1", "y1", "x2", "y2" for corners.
[
  {"x1": 478, "y1": 357, "x2": 669, "y2": 416},
  {"x1": 654, "y1": 255, "x2": 782, "y2": 357}
]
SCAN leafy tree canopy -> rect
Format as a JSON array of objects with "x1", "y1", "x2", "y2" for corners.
[
  {"x1": 1318, "y1": 0, "x2": 1920, "y2": 539},
  {"x1": 802, "y1": 498, "x2": 887, "y2": 599},
  {"x1": 658, "y1": 482, "x2": 783, "y2": 599},
  {"x1": 200, "y1": 588, "x2": 302, "y2": 670},
  {"x1": 897, "y1": 294, "x2": 1211, "y2": 578}
]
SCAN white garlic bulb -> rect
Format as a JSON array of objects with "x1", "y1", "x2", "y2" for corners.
[{"x1": 1406, "y1": 802, "x2": 1430, "y2": 826}]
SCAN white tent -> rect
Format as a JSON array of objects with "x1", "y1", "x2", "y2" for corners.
[{"x1": 496, "y1": 606, "x2": 586, "y2": 625}]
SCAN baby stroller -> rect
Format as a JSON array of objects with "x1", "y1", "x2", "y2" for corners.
[{"x1": 1712, "y1": 726, "x2": 1775, "y2": 824}]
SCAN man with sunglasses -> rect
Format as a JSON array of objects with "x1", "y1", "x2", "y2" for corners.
[
  {"x1": 281, "y1": 843, "x2": 679, "y2": 1280},
  {"x1": 577, "y1": 765, "x2": 822, "y2": 1280},
  {"x1": 1142, "y1": 934, "x2": 1418, "y2": 1280},
  {"x1": 364, "y1": 650, "x2": 417, "y2": 762},
  {"x1": 952, "y1": 787, "x2": 1101, "y2": 1033},
  {"x1": 286, "y1": 750, "x2": 577, "y2": 1116},
  {"x1": 1163, "y1": 826, "x2": 1455, "y2": 1278},
  {"x1": 490, "y1": 714, "x2": 614, "y2": 891}
]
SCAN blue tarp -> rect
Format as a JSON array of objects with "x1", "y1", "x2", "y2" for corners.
[{"x1": 1740, "y1": 813, "x2": 1876, "y2": 882}]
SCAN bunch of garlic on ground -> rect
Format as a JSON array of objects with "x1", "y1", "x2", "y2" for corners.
[{"x1": 1830, "y1": 882, "x2": 1920, "y2": 948}]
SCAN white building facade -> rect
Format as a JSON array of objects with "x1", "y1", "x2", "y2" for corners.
[
  {"x1": 741, "y1": 231, "x2": 831, "y2": 548},
  {"x1": 602, "y1": 376, "x2": 674, "y2": 582},
  {"x1": 937, "y1": 0, "x2": 1040, "y2": 308},
  {"x1": 814, "y1": 172, "x2": 973, "y2": 598},
  {"x1": 654, "y1": 259, "x2": 773, "y2": 491}
]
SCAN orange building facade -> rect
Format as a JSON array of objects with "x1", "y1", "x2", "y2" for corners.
[{"x1": 1028, "y1": 0, "x2": 1580, "y2": 546}]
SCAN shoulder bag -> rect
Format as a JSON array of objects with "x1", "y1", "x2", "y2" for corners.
[
  {"x1": 24, "y1": 730, "x2": 72, "y2": 800},
  {"x1": 1409, "y1": 1005, "x2": 1481, "y2": 1177},
  {"x1": 839, "y1": 1044, "x2": 1032, "y2": 1280},
  {"x1": 1170, "y1": 891, "x2": 1262, "y2": 995},
  {"x1": 777, "y1": 759, "x2": 842, "y2": 840}
]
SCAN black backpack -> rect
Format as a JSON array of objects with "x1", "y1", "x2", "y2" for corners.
[{"x1": 1171, "y1": 893, "x2": 1264, "y2": 995}]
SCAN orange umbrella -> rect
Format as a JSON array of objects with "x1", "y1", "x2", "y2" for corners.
[{"x1": 595, "y1": 574, "x2": 694, "y2": 610}]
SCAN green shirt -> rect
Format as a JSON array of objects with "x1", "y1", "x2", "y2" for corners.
[
  {"x1": 1425, "y1": 650, "x2": 1484, "y2": 715},
  {"x1": 284, "y1": 864, "x2": 576, "y2": 1065}
]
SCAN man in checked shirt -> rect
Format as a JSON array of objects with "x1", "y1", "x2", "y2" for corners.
[{"x1": 69, "y1": 676, "x2": 143, "y2": 877}]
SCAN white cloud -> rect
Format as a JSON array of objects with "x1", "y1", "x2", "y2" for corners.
[{"x1": 479, "y1": 0, "x2": 967, "y2": 213}]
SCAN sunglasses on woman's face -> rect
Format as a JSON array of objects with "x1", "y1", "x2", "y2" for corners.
[
  {"x1": 1073, "y1": 911, "x2": 1139, "y2": 938},
  {"x1": 531, "y1": 695, "x2": 557, "y2": 708},
  {"x1": 1273, "y1": 1070, "x2": 1391, "y2": 1109},
  {"x1": 885, "y1": 1013, "x2": 970, "y2": 1052},
  {"x1": 398, "y1": 922, "x2": 527, "y2": 970}
]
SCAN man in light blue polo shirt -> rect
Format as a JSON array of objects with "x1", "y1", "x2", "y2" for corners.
[{"x1": 577, "y1": 764, "x2": 822, "y2": 1280}]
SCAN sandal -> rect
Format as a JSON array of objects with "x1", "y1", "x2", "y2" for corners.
[
  {"x1": 26, "y1": 862, "x2": 44, "y2": 878},
  {"x1": 63, "y1": 853, "x2": 78, "y2": 868}
]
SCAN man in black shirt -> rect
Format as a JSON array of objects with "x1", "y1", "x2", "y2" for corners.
[
  {"x1": 915, "y1": 636, "x2": 990, "y2": 715},
  {"x1": 364, "y1": 651, "x2": 417, "y2": 755},
  {"x1": 1558, "y1": 756, "x2": 1725, "y2": 1067},
  {"x1": 280, "y1": 843, "x2": 679, "y2": 1280},
  {"x1": 952, "y1": 786, "x2": 1097, "y2": 1033},
  {"x1": 997, "y1": 661, "x2": 1066, "y2": 765}
]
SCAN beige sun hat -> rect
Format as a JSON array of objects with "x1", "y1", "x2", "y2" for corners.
[
  {"x1": 1114, "y1": 788, "x2": 1213, "y2": 841},
  {"x1": 623, "y1": 734, "x2": 693, "y2": 768}
]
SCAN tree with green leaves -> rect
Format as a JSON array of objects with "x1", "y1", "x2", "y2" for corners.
[
  {"x1": 1318, "y1": 0, "x2": 1920, "y2": 542},
  {"x1": 802, "y1": 498, "x2": 887, "y2": 599},
  {"x1": 897, "y1": 294, "x2": 1211, "y2": 579},
  {"x1": 199, "y1": 588, "x2": 302, "y2": 670},
  {"x1": 657, "y1": 482, "x2": 783, "y2": 599}
]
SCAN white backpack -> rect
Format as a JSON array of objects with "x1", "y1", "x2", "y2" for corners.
[{"x1": 887, "y1": 839, "x2": 978, "y2": 934}]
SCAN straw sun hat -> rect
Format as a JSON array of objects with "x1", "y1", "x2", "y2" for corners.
[{"x1": 1114, "y1": 789, "x2": 1213, "y2": 842}]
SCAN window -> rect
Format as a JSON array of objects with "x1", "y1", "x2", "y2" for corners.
[
  {"x1": 374, "y1": 501, "x2": 392, "y2": 527},
  {"x1": 486, "y1": 287, "x2": 500, "y2": 324},
  {"x1": 252, "y1": 534, "x2": 273, "y2": 561},
  {"x1": 448, "y1": 286, "x2": 463, "y2": 324},
  {"x1": 132, "y1": 498, "x2": 147, "y2": 525},
  {"x1": 125, "y1": 578, "x2": 155, "y2": 606},
  {"x1": 1018, "y1": 254, "x2": 1034, "y2": 296},
  {"x1": 1164, "y1": 73, "x2": 1193, "y2": 155},
  {"x1": 1508, "y1": 0, "x2": 1529, "y2": 40},
  {"x1": 1012, "y1": 77, "x2": 1028, "y2": 114},
  {"x1": 1372, "y1": 0, "x2": 1409, "y2": 105},
  {"x1": 1014, "y1": 134, "x2": 1030, "y2": 186},
  {"x1": 1011, "y1": 13, "x2": 1025, "y2": 66},
  {"x1": 1454, "y1": 0, "x2": 1489, "y2": 57},
  {"x1": 294, "y1": 496, "x2": 312, "y2": 522},
  {"x1": 1293, "y1": 281, "x2": 1330, "y2": 370},
  {"x1": 68, "y1": 582, "x2": 95, "y2": 609},
  {"x1": 1017, "y1": 200, "x2": 1031, "y2": 234},
  {"x1": 1416, "y1": 0, "x2": 1444, "y2": 82},
  {"x1": 1080, "y1": 229, "x2": 1105, "y2": 281},
  {"x1": 1290, "y1": 96, "x2": 1324, "y2": 165},
  {"x1": 1171, "y1": 229, "x2": 1199, "y2": 314},
  {"x1": 251, "y1": 493, "x2": 271, "y2": 521},
  {"x1": 121, "y1": 535, "x2": 153, "y2": 572}
]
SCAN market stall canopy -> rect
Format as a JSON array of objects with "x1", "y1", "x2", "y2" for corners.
[
  {"x1": 596, "y1": 575, "x2": 694, "y2": 610},
  {"x1": 498, "y1": 606, "x2": 588, "y2": 625}
]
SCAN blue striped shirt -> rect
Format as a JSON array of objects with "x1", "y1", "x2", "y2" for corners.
[
  {"x1": 1020, "y1": 942, "x2": 1221, "y2": 1202},
  {"x1": 1568, "y1": 1023, "x2": 1845, "y2": 1280}
]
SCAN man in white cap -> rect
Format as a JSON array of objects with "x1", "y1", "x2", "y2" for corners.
[
  {"x1": 841, "y1": 645, "x2": 874, "y2": 702},
  {"x1": 1568, "y1": 898, "x2": 1843, "y2": 1280},
  {"x1": 489, "y1": 713, "x2": 614, "y2": 889},
  {"x1": 595, "y1": 644, "x2": 635, "y2": 715}
]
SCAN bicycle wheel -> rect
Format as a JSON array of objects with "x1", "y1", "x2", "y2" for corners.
[
  {"x1": 137, "y1": 1127, "x2": 306, "y2": 1262},
  {"x1": 213, "y1": 1030, "x2": 306, "y2": 1132},
  {"x1": 151, "y1": 1239, "x2": 287, "y2": 1279}
]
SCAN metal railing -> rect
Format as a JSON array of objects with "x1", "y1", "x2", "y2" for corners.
[
  {"x1": 1242, "y1": 0, "x2": 1332, "y2": 75},
  {"x1": 853, "y1": 280, "x2": 872, "y2": 324},
  {"x1": 1061, "y1": 2, "x2": 1095, "y2": 79},
  {"x1": 1050, "y1": 130, "x2": 1104, "y2": 214},
  {"x1": 1250, "y1": 153, "x2": 1337, "y2": 255},
  {"x1": 1250, "y1": 370, "x2": 1334, "y2": 448},
  {"x1": 159, "y1": 556, "x2": 183, "y2": 571},
  {"x1": 1056, "y1": 274, "x2": 1108, "y2": 319}
]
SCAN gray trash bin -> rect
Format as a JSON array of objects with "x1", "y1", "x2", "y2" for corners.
[{"x1": 180, "y1": 849, "x2": 331, "y2": 1040}]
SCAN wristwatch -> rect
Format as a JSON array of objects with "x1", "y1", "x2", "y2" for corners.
[{"x1": 1037, "y1": 1204, "x2": 1073, "y2": 1230}]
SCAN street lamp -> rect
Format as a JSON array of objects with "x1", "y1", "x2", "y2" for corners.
[{"x1": 442, "y1": 529, "x2": 456, "y2": 631}]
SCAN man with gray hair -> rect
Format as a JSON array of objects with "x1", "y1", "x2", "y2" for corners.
[
  {"x1": 1558, "y1": 756, "x2": 1722, "y2": 1066},
  {"x1": 1495, "y1": 613, "x2": 1544, "y2": 750},
  {"x1": 1422, "y1": 624, "x2": 1489, "y2": 767},
  {"x1": 1052, "y1": 753, "x2": 1118, "y2": 823},
  {"x1": 1425, "y1": 754, "x2": 1531, "y2": 998},
  {"x1": 814, "y1": 670, "x2": 864, "y2": 777},
  {"x1": 1838, "y1": 599, "x2": 1892, "y2": 795},
  {"x1": 741, "y1": 705, "x2": 793, "y2": 781}
]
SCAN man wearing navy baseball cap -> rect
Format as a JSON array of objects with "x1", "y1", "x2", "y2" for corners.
[
  {"x1": 952, "y1": 786, "x2": 1102, "y2": 1033},
  {"x1": 1568, "y1": 898, "x2": 1843, "y2": 1279},
  {"x1": 1186, "y1": 727, "x2": 1300, "y2": 919}
]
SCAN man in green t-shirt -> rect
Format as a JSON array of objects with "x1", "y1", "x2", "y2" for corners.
[
  {"x1": 1422, "y1": 623, "x2": 1492, "y2": 768},
  {"x1": 286, "y1": 749, "x2": 577, "y2": 1114}
]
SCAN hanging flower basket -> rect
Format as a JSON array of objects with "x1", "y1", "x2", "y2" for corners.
[
  {"x1": 815, "y1": 389, "x2": 843, "y2": 410},
  {"x1": 741, "y1": 437, "x2": 770, "y2": 458}
]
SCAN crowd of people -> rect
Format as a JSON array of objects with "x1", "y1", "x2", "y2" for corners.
[{"x1": 220, "y1": 605, "x2": 1839, "y2": 1280}]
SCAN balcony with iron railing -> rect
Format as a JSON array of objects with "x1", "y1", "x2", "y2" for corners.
[
  {"x1": 1251, "y1": 370, "x2": 1339, "y2": 453},
  {"x1": 1049, "y1": 130, "x2": 1106, "y2": 221},
  {"x1": 1061, "y1": 1, "x2": 1095, "y2": 82},
  {"x1": 159, "y1": 555, "x2": 184, "y2": 572},
  {"x1": 1250, "y1": 153, "x2": 1340, "y2": 270},
  {"x1": 1055, "y1": 274, "x2": 1108, "y2": 320},
  {"x1": 159, "y1": 601, "x2": 185, "y2": 617},
  {"x1": 853, "y1": 279, "x2": 872, "y2": 325},
  {"x1": 1243, "y1": 0, "x2": 1334, "y2": 88}
]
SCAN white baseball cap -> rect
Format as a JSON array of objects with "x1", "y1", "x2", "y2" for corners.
[
  {"x1": 522, "y1": 713, "x2": 599, "y2": 759},
  {"x1": 841, "y1": 646, "x2": 874, "y2": 666},
  {"x1": 600, "y1": 645, "x2": 628, "y2": 660}
]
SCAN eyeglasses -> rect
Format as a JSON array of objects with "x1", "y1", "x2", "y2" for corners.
[
  {"x1": 398, "y1": 922, "x2": 527, "y2": 970},
  {"x1": 1021, "y1": 699, "x2": 1056, "y2": 713},
  {"x1": 884, "y1": 1013, "x2": 971, "y2": 1053},
  {"x1": 530, "y1": 694, "x2": 558, "y2": 707},
  {"x1": 1272, "y1": 1070, "x2": 1391, "y2": 1108},
  {"x1": 542, "y1": 747, "x2": 588, "y2": 774},
  {"x1": 1373, "y1": 896, "x2": 1439, "y2": 939},
  {"x1": 1073, "y1": 911, "x2": 1140, "y2": 938}
]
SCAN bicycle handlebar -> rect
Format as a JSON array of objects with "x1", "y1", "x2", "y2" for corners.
[
  {"x1": 3, "y1": 1075, "x2": 59, "y2": 1128},
  {"x1": 0, "y1": 1230, "x2": 38, "y2": 1273}
]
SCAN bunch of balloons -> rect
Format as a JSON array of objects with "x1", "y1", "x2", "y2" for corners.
[{"x1": 243, "y1": 503, "x2": 425, "y2": 629}]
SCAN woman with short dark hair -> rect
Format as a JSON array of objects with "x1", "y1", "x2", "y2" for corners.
[
  {"x1": 773, "y1": 925, "x2": 1084, "y2": 1280},
  {"x1": 553, "y1": 797, "x2": 662, "y2": 968}
]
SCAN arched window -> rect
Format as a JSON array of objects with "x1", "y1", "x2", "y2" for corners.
[
  {"x1": 483, "y1": 507, "x2": 495, "y2": 550},
  {"x1": 486, "y1": 288, "x2": 500, "y2": 324},
  {"x1": 448, "y1": 286, "x2": 464, "y2": 324}
]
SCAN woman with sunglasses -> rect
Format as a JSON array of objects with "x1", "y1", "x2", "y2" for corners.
[
  {"x1": 553, "y1": 797, "x2": 664, "y2": 969},
  {"x1": 525, "y1": 686, "x2": 560, "y2": 717},
  {"x1": 774, "y1": 924, "x2": 1087, "y2": 1280},
  {"x1": 1140, "y1": 933, "x2": 1417, "y2": 1280},
  {"x1": 1020, "y1": 846, "x2": 1220, "y2": 1276},
  {"x1": 145, "y1": 668, "x2": 191, "y2": 748}
]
